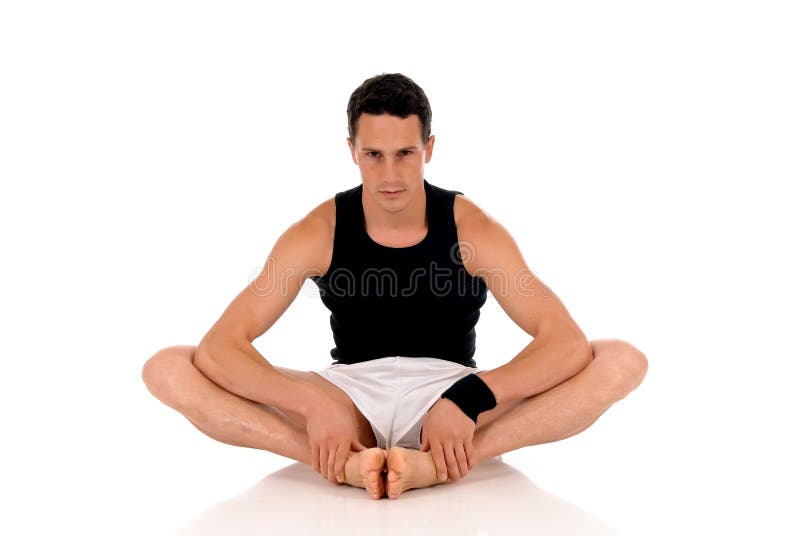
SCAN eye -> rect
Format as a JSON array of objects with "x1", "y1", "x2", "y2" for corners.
[
  {"x1": 401, "y1": 150, "x2": 412, "y2": 156},
  {"x1": 367, "y1": 151, "x2": 380, "y2": 158}
]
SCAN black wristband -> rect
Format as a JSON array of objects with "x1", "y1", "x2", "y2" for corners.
[{"x1": 440, "y1": 373, "x2": 497, "y2": 423}]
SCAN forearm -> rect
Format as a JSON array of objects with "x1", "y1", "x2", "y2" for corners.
[
  {"x1": 194, "y1": 339, "x2": 324, "y2": 418},
  {"x1": 477, "y1": 332, "x2": 592, "y2": 406}
]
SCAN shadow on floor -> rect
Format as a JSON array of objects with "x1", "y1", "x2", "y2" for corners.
[{"x1": 177, "y1": 456, "x2": 621, "y2": 535}]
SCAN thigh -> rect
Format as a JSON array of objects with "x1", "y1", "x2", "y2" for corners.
[
  {"x1": 273, "y1": 366, "x2": 353, "y2": 410},
  {"x1": 474, "y1": 339, "x2": 612, "y2": 430},
  {"x1": 272, "y1": 365, "x2": 378, "y2": 448}
]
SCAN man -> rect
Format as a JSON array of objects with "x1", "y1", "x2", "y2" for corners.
[{"x1": 142, "y1": 73, "x2": 648, "y2": 500}]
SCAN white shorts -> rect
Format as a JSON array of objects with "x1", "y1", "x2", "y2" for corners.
[{"x1": 313, "y1": 356, "x2": 484, "y2": 450}]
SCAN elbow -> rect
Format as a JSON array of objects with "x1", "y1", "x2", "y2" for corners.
[
  {"x1": 194, "y1": 335, "x2": 254, "y2": 388},
  {"x1": 570, "y1": 335, "x2": 594, "y2": 370},
  {"x1": 194, "y1": 339, "x2": 226, "y2": 382}
]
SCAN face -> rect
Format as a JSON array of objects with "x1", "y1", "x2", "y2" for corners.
[{"x1": 347, "y1": 113, "x2": 435, "y2": 212}]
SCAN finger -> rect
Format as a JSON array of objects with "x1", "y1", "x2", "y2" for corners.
[
  {"x1": 431, "y1": 440, "x2": 447, "y2": 482},
  {"x1": 353, "y1": 440, "x2": 367, "y2": 452},
  {"x1": 420, "y1": 427, "x2": 429, "y2": 452},
  {"x1": 321, "y1": 446, "x2": 329, "y2": 479},
  {"x1": 327, "y1": 443, "x2": 338, "y2": 483},
  {"x1": 339, "y1": 441, "x2": 352, "y2": 483},
  {"x1": 455, "y1": 442, "x2": 469, "y2": 477},
  {"x1": 444, "y1": 443, "x2": 461, "y2": 480},
  {"x1": 335, "y1": 442, "x2": 349, "y2": 483},
  {"x1": 466, "y1": 437, "x2": 476, "y2": 470},
  {"x1": 311, "y1": 442, "x2": 320, "y2": 474}
]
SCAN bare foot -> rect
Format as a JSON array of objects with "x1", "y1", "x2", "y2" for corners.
[
  {"x1": 385, "y1": 446, "x2": 450, "y2": 499},
  {"x1": 342, "y1": 447, "x2": 388, "y2": 499}
]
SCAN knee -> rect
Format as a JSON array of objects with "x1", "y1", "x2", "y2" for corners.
[
  {"x1": 612, "y1": 341, "x2": 648, "y2": 397},
  {"x1": 141, "y1": 345, "x2": 197, "y2": 400},
  {"x1": 593, "y1": 339, "x2": 648, "y2": 398}
]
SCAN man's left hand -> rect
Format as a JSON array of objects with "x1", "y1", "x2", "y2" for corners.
[{"x1": 419, "y1": 397, "x2": 476, "y2": 482}]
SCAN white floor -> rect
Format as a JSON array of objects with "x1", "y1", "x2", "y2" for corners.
[
  {"x1": 175, "y1": 457, "x2": 622, "y2": 535},
  {"x1": 10, "y1": 357, "x2": 791, "y2": 536},
  {"x1": 137, "y1": 372, "x2": 799, "y2": 535},
  {"x1": 3, "y1": 1, "x2": 799, "y2": 534}
]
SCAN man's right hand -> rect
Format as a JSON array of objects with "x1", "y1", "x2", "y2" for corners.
[{"x1": 304, "y1": 393, "x2": 369, "y2": 484}]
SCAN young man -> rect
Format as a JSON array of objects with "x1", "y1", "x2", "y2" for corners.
[{"x1": 142, "y1": 73, "x2": 648, "y2": 500}]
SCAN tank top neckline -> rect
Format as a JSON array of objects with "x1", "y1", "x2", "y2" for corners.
[{"x1": 359, "y1": 179, "x2": 434, "y2": 251}]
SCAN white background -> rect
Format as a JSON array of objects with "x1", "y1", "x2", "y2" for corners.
[{"x1": 2, "y1": 1, "x2": 798, "y2": 534}]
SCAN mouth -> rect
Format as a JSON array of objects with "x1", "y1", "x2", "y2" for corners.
[{"x1": 380, "y1": 189, "x2": 404, "y2": 197}]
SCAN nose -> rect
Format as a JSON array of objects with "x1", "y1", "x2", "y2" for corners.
[{"x1": 383, "y1": 158, "x2": 401, "y2": 182}]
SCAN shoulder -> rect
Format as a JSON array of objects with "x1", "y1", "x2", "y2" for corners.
[
  {"x1": 262, "y1": 197, "x2": 335, "y2": 281},
  {"x1": 453, "y1": 192, "x2": 488, "y2": 230},
  {"x1": 453, "y1": 193, "x2": 493, "y2": 276},
  {"x1": 453, "y1": 193, "x2": 520, "y2": 280},
  {"x1": 295, "y1": 196, "x2": 335, "y2": 277},
  {"x1": 306, "y1": 196, "x2": 336, "y2": 235}
]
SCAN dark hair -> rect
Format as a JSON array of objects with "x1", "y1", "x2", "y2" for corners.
[{"x1": 347, "y1": 73, "x2": 432, "y2": 144}]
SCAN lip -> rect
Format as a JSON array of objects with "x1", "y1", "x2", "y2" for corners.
[{"x1": 380, "y1": 189, "x2": 405, "y2": 196}]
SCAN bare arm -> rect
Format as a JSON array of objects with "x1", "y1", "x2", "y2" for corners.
[
  {"x1": 476, "y1": 329, "x2": 591, "y2": 406},
  {"x1": 455, "y1": 195, "x2": 592, "y2": 406},
  {"x1": 194, "y1": 204, "x2": 333, "y2": 418},
  {"x1": 194, "y1": 339, "x2": 324, "y2": 418}
]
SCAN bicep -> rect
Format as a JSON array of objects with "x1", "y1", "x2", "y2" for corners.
[
  {"x1": 467, "y1": 215, "x2": 581, "y2": 339},
  {"x1": 201, "y1": 217, "x2": 327, "y2": 346}
]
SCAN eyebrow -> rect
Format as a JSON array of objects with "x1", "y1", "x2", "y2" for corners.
[{"x1": 361, "y1": 146, "x2": 417, "y2": 152}]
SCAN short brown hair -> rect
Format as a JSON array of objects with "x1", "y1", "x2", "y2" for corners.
[{"x1": 346, "y1": 73, "x2": 432, "y2": 144}]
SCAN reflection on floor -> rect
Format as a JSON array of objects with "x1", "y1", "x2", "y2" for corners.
[{"x1": 177, "y1": 456, "x2": 621, "y2": 536}]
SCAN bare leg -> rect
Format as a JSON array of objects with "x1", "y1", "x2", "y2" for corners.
[
  {"x1": 384, "y1": 339, "x2": 648, "y2": 498},
  {"x1": 141, "y1": 345, "x2": 377, "y2": 466},
  {"x1": 472, "y1": 338, "x2": 648, "y2": 463}
]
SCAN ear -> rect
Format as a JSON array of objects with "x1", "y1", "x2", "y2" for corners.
[
  {"x1": 424, "y1": 134, "x2": 435, "y2": 163},
  {"x1": 347, "y1": 137, "x2": 358, "y2": 165}
]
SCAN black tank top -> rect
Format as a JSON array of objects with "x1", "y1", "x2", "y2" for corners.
[{"x1": 310, "y1": 179, "x2": 488, "y2": 367}]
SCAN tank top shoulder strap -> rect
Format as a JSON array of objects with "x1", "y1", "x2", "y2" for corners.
[
  {"x1": 424, "y1": 180, "x2": 463, "y2": 237},
  {"x1": 317, "y1": 183, "x2": 361, "y2": 279}
]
